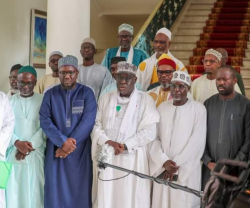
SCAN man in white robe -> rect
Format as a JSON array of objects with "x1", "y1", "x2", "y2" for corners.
[
  {"x1": 191, "y1": 49, "x2": 241, "y2": 103},
  {"x1": 0, "y1": 92, "x2": 14, "y2": 208},
  {"x1": 150, "y1": 71, "x2": 206, "y2": 208},
  {"x1": 148, "y1": 53, "x2": 193, "y2": 107},
  {"x1": 78, "y1": 38, "x2": 113, "y2": 100},
  {"x1": 137, "y1": 27, "x2": 187, "y2": 91},
  {"x1": 91, "y1": 61, "x2": 159, "y2": 208}
]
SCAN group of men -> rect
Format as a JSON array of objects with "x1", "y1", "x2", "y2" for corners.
[{"x1": 0, "y1": 23, "x2": 249, "y2": 208}]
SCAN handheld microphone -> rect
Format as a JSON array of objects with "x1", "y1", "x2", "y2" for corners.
[{"x1": 96, "y1": 144, "x2": 114, "y2": 170}]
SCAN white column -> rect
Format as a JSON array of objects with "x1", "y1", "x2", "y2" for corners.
[{"x1": 46, "y1": 0, "x2": 90, "y2": 74}]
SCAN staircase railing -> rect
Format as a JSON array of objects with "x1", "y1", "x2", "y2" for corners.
[{"x1": 132, "y1": 0, "x2": 187, "y2": 56}]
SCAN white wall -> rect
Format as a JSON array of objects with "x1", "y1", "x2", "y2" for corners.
[{"x1": 0, "y1": 0, "x2": 47, "y2": 93}]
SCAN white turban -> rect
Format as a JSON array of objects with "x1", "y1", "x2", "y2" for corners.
[
  {"x1": 156, "y1": 27, "x2": 172, "y2": 40},
  {"x1": 205, "y1": 49, "x2": 222, "y2": 61},
  {"x1": 82, "y1": 37, "x2": 96, "y2": 48},
  {"x1": 171, "y1": 71, "x2": 191, "y2": 86}
]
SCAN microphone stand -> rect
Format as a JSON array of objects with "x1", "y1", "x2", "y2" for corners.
[{"x1": 98, "y1": 161, "x2": 204, "y2": 198}]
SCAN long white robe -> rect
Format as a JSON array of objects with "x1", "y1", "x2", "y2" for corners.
[
  {"x1": 91, "y1": 91, "x2": 159, "y2": 208},
  {"x1": 0, "y1": 92, "x2": 14, "y2": 208},
  {"x1": 137, "y1": 52, "x2": 187, "y2": 91},
  {"x1": 191, "y1": 74, "x2": 242, "y2": 103},
  {"x1": 150, "y1": 99, "x2": 206, "y2": 208}
]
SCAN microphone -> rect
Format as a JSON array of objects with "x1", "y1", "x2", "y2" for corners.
[{"x1": 96, "y1": 144, "x2": 114, "y2": 170}]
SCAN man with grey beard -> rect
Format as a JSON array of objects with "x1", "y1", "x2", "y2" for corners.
[
  {"x1": 137, "y1": 27, "x2": 187, "y2": 91},
  {"x1": 148, "y1": 53, "x2": 192, "y2": 107}
]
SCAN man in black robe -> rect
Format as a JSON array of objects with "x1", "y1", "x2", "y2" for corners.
[{"x1": 201, "y1": 65, "x2": 250, "y2": 190}]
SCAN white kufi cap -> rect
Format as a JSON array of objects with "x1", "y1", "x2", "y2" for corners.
[
  {"x1": 156, "y1": 27, "x2": 172, "y2": 40},
  {"x1": 171, "y1": 71, "x2": 191, "y2": 86}
]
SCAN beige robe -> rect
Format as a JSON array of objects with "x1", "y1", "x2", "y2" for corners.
[
  {"x1": 34, "y1": 74, "x2": 60, "y2": 94},
  {"x1": 191, "y1": 74, "x2": 242, "y2": 103}
]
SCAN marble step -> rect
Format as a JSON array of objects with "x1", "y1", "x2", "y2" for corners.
[
  {"x1": 186, "y1": 10, "x2": 211, "y2": 16},
  {"x1": 176, "y1": 28, "x2": 203, "y2": 35},
  {"x1": 189, "y1": 4, "x2": 214, "y2": 10},
  {"x1": 192, "y1": 0, "x2": 216, "y2": 3},
  {"x1": 180, "y1": 22, "x2": 206, "y2": 28},
  {"x1": 174, "y1": 57, "x2": 189, "y2": 65},
  {"x1": 240, "y1": 67, "x2": 250, "y2": 76},
  {"x1": 246, "y1": 49, "x2": 250, "y2": 58},
  {"x1": 242, "y1": 76, "x2": 250, "y2": 88},
  {"x1": 244, "y1": 86, "x2": 250, "y2": 98},
  {"x1": 170, "y1": 42, "x2": 197, "y2": 50},
  {"x1": 243, "y1": 58, "x2": 250, "y2": 67},
  {"x1": 183, "y1": 16, "x2": 209, "y2": 22},
  {"x1": 170, "y1": 49, "x2": 193, "y2": 58},
  {"x1": 172, "y1": 35, "x2": 200, "y2": 42}
]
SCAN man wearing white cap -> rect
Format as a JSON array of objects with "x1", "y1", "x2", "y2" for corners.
[
  {"x1": 91, "y1": 61, "x2": 159, "y2": 208},
  {"x1": 148, "y1": 53, "x2": 193, "y2": 107},
  {"x1": 137, "y1": 27, "x2": 187, "y2": 91},
  {"x1": 191, "y1": 48, "x2": 241, "y2": 103},
  {"x1": 34, "y1": 51, "x2": 63, "y2": 94},
  {"x1": 78, "y1": 38, "x2": 113, "y2": 100},
  {"x1": 101, "y1": 23, "x2": 149, "y2": 70},
  {"x1": 150, "y1": 71, "x2": 206, "y2": 208}
]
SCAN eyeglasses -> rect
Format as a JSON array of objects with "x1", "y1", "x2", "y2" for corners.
[
  {"x1": 202, "y1": 59, "x2": 219, "y2": 65},
  {"x1": 50, "y1": 59, "x2": 60, "y2": 64},
  {"x1": 118, "y1": 35, "x2": 132, "y2": 39},
  {"x1": 117, "y1": 74, "x2": 134, "y2": 82},
  {"x1": 18, "y1": 81, "x2": 35, "y2": 87},
  {"x1": 153, "y1": 40, "x2": 166, "y2": 45},
  {"x1": 59, "y1": 71, "x2": 76, "y2": 76},
  {"x1": 170, "y1": 84, "x2": 187, "y2": 91},
  {"x1": 157, "y1": 70, "x2": 174, "y2": 76},
  {"x1": 9, "y1": 76, "x2": 18, "y2": 80}
]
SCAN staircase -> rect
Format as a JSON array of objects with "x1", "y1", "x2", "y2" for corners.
[{"x1": 170, "y1": 0, "x2": 250, "y2": 98}]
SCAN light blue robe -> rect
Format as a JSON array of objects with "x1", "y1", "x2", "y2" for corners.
[
  {"x1": 101, "y1": 47, "x2": 149, "y2": 70},
  {"x1": 6, "y1": 93, "x2": 46, "y2": 208}
]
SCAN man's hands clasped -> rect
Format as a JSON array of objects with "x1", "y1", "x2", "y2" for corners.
[
  {"x1": 105, "y1": 140, "x2": 126, "y2": 155},
  {"x1": 55, "y1": 138, "x2": 77, "y2": 159},
  {"x1": 163, "y1": 160, "x2": 179, "y2": 182}
]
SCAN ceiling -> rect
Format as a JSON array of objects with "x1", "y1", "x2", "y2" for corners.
[{"x1": 92, "y1": 0, "x2": 159, "y2": 16}]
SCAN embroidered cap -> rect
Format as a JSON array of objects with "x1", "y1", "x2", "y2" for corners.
[
  {"x1": 118, "y1": 23, "x2": 134, "y2": 35},
  {"x1": 171, "y1": 71, "x2": 191, "y2": 86},
  {"x1": 117, "y1": 61, "x2": 137, "y2": 76},
  {"x1": 205, "y1": 48, "x2": 222, "y2": 61},
  {"x1": 58, "y1": 55, "x2": 78, "y2": 70}
]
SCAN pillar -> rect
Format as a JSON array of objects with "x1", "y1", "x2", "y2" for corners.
[{"x1": 46, "y1": 0, "x2": 90, "y2": 74}]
